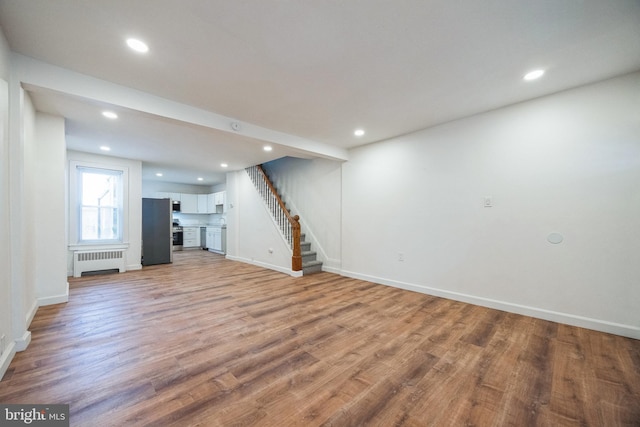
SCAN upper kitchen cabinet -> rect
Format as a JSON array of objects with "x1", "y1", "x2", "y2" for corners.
[
  {"x1": 151, "y1": 191, "x2": 225, "y2": 214},
  {"x1": 180, "y1": 193, "x2": 198, "y2": 213},
  {"x1": 207, "y1": 191, "x2": 226, "y2": 213},
  {"x1": 197, "y1": 194, "x2": 208, "y2": 214},
  {"x1": 214, "y1": 192, "x2": 226, "y2": 206},
  {"x1": 154, "y1": 192, "x2": 168, "y2": 199},
  {"x1": 154, "y1": 192, "x2": 182, "y2": 202},
  {"x1": 206, "y1": 194, "x2": 216, "y2": 213}
]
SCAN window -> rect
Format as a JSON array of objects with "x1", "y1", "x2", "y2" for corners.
[{"x1": 77, "y1": 166, "x2": 123, "y2": 243}]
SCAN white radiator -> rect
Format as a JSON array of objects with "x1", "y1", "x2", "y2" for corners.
[{"x1": 73, "y1": 250, "x2": 126, "y2": 278}]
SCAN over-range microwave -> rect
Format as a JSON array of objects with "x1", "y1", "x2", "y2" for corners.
[{"x1": 172, "y1": 200, "x2": 181, "y2": 212}]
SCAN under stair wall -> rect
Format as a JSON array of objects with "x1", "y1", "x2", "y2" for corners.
[
  {"x1": 262, "y1": 157, "x2": 342, "y2": 272},
  {"x1": 248, "y1": 164, "x2": 327, "y2": 275},
  {"x1": 225, "y1": 169, "x2": 300, "y2": 276}
]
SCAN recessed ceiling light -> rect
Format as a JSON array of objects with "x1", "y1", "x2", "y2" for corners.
[
  {"x1": 155, "y1": 172, "x2": 163, "y2": 177},
  {"x1": 102, "y1": 111, "x2": 118, "y2": 119},
  {"x1": 221, "y1": 163, "x2": 228, "y2": 168},
  {"x1": 263, "y1": 145, "x2": 273, "y2": 152},
  {"x1": 523, "y1": 69, "x2": 545, "y2": 81},
  {"x1": 126, "y1": 38, "x2": 149, "y2": 53},
  {"x1": 99, "y1": 146, "x2": 111, "y2": 151},
  {"x1": 354, "y1": 129, "x2": 365, "y2": 137},
  {"x1": 197, "y1": 177, "x2": 204, "y2": 181}
]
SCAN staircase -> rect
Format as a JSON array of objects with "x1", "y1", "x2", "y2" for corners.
[
  {"x1": 246, "y1": 165, "x2": 323, "y2": 275},
  {"x1": 300, "y1": 233, "x2": 323, "y2": 275}
]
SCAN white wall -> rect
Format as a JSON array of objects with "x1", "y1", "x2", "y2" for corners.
[
  {"x1": 0, "y1": 29, "x2": 8, "y2": 78},
  {"x1": 22, "y1": 90, "x2": 37, "y2": 323},
  {"x1": 20, "y1": 101, "x2": 68, "y2": 316},
  {"x1": 226, "y1": 169, "x2": 297, "y2": 275},
  {"x1": 1, "y1": 35, "x2": 71, "y2": 379},
  {"x1": 0, "y1": 26, "x2": 13, "y2": 378},
  {"x1": 262, "y1": 157, "x2": 343, "y2": 272},
  {"x1": 341, "y1": 72, "x2": 640, "y2": 338},
  {"x1": 35, "y1": 113, "x2": 68, "y2": 305},
  {"x1": 7, "y1": 81, "x2": 32, "y2": 355},
  {"x1": 66, "y1": 151, "x2": 143, "y2": 275}
]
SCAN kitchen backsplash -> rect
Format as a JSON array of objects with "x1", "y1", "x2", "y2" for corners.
[{"x1": 174, "y1": 212, "x2": 226, "y2": 226}]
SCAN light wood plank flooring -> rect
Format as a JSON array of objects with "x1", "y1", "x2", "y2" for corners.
[{"x1": 1, "y1": 250, "x2": 639, "y2": 426}]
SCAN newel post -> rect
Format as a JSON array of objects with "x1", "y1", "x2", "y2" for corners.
[{"x1": 291, "y1": 215, "x2": 302, "y2": 271}]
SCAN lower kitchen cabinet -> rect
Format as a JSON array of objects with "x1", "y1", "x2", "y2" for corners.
[
  {"x1": 206, "y1": 226, "x2": 225, "y2": 253},
  {"x1": 182, "y1": 226, "x2": 200, "y2": 248}
]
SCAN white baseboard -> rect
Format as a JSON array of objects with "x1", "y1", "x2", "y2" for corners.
[
  {"x1": 319, "y1": 258, "x2": 342, "y2": 274},
  {"x1": 69, "y1": 264, "x2": 142, "y2": 276},
  {"x1": 0, "y1": 340, "x2": 17, "y2": 381},
  {"x1": 127, "y1": 263, "x2": 142, "y2": 272},
  {"x1": 321, "y1": 265, "x2": 342, "y2": 275},
  {"x1": 340, "y1": 269, "x2": 640, "y2": 340},
  {"x1": 14, "y1": 331, "x2": 31, "y2": 352},
  {"x1": 226, "y1": 255, "x2": 303, "y2": 277},
  {"x1": 38, "y1": 292, "x2": 69, "y2": 306},
  {"x1": 2, "y1": 285, "x2": 70, "y2": 381},
  {"x1": 26, "y1": 299, "x2": 39, "y2": 327}
]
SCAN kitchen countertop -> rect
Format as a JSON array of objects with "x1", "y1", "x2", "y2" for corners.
[{"x1": 179, "y1": 224, "x2": 226, "y2": 228}]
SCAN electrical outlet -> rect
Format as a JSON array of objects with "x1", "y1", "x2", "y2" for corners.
[
  {"x1": 398, "y1": 253, "x2": 404, "y2": 262},
  {"x1": 484, "y1": 196, "x2": 493, "y2": 207}
]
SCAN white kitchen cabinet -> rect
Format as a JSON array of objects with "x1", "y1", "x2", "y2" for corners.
[
  {"x1": 205, "y1": 228, "x2": 214, "y2": 249},
  {"x1": 154, "y1": 192, "x2": 170, "y2": 199},
  {"x1": 207, "y1": 191, "x2": 226, "y2": 214},
  {"x1": 197, "y1": 194, "x2": 208, "y2": 213},
  {"x1": 214, "y1": 192, "x2": 224, "y2": 205},
  {"x1": 206, "y1": 193, "x2": 216, "y2": 213},
  {"x1": 182, "y1": 226, "x2": 201, "y2": 248},
  {"x1": 153, "y1": 191, "x2": 223, "y2": 214},
  {"x1": 153, "y1": 192, "x2": 180, "y2": 206},
  {"x1": 206, "y1": 226, "x2": 223, "y2": 253},
  {"x1": 180, "y1": 193, "x2": 198, "y2": 213}
]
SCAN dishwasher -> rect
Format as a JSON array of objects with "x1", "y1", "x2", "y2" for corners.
[{"x1": 200, "y1": 227, "x2": 207, "y2": 250}]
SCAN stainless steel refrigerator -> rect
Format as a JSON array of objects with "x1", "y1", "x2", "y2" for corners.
[{"x1": 142, "y1": 198, "x2": 173, "y2": 265}]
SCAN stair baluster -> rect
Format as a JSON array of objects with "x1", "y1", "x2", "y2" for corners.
[{"x1": 246, "y1": 165, "x2": 302, "y2": 271}]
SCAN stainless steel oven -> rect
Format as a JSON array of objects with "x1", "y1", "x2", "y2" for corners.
[{"x1": 172, "y1": 226, "x2": 183, "y2": 251}]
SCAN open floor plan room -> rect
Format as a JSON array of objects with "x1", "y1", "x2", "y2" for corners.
[{"x1": 1, "y1": 251, "x2": 638, "y2": 426}]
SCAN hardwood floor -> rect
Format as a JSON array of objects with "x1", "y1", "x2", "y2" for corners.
[{"x1": 1, "y1": 250, "x2": 639, "y2": 426}]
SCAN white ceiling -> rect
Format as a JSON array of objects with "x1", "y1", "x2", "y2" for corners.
[{"x1": 1, "y1": 0, "x2": 639, "y2": 185}]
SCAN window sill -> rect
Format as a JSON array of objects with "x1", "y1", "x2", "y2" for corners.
[{"x1": 68, "y1": 242, "x2": 130, "y2": 251}]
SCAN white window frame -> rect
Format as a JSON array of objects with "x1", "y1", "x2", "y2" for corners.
[{"x1": 69, "y1": 160, "x2": 129, "y2": 249}]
